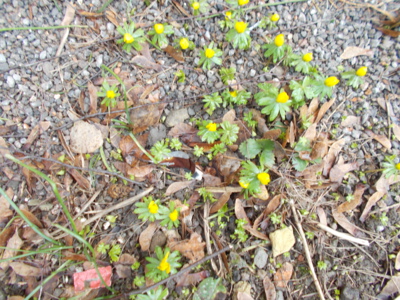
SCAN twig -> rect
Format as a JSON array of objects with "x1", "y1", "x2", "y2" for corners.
[
  {"x1": 316, "y1": 223, "x2": 370, "y2": 246},
  {"x1": 0, "y1": 24, "x2": 88, "y2": 32},
  {"x1": 289, "y1": 200, "x2": 326, "y2": 300}
]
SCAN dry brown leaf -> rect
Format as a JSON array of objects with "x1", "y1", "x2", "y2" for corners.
[
  {"x1": 210, "y1": 192, "x2": 232, "y2": 214},
  {"x1": 172, "y1": 0, "x2": 191, "y2": 17},
  {"x1": 130, "y1": 94, "x2": 165, "y2": 134},
  {"x1": 131, "y1": 55, "x2": 163, "y2": 72},
  {"x1": 263, "y1": 129, "x2": 281, "y2": 140},
  {"x1": 365, "y1": 129, "x2": 392, "y2": 149},
  {"x1": 332, "y1": 208, "x2": 363, "y2": 237},
  {"x1": 203, "y1": 174, "x2": 222, "y2": 187},
  {"x1": 263, "y1": 276, "x2": 276, "y2": 300},
  {"x1": 308, "y1": 98, "x2": 319, "y2": 119},
  {"x1": 234, "y1": 281, "x2": 252, "y2": 300},
  {"x1": 70, "y1": 121, "x2": 103, "y2": 153},
  {"x1": 105, "y1": 10, "x2": 120, "y2": 27},
  {"x1": 127, "y1": 165, "x2": 154, "y2": 178},
  {"x1": 20, "y1": 209, "x2": 43, "y2": 228},
  {"x1": 303, "y1": 123, "x2": 317, "y2": 142},
  {"x1": 10, "y1": 262, "x2": 43, "y2": 277},
  {"x1": 0, "y1": 226, "x2": 14, "y2": 248},
  {"x1": 375, "y1": 173, "x2": 400, "y2": 193},
  {"x1": 168, "y1": 123, "x2": 198, "y2": 138},
  {"x1": 315, "y1": 97, "x2": 335, "y2": 123},
  {"x1": 8, "y1": 297, "x2": 25, "y2": 300},
  {"x1": 22, "y1": 121, "x2": 51, "y2": 151},
  {"x1": 0, "y1": 230, "x2": 23, "y2": 271},
  {"x1": 165, "y1": 181, "x2": 194, "y2": 196},
  {"x1": 87, "y1": 82, "x2": 98, "y2": 115},
  {"x1": 377, "y1": 275, "x2": 400, "y2": 299},
  {"x1": 329, "y1": 161, "x2": 358, "y2": 183},
  {"x1": 215, "y1": 154, "x2": 241, "y2": 178},
  {"x1": 169, "y1": 232, "x2": 205, "y2": 263},
  {"x1": 119, "y1": 134, "x2": 148, "y2": 161},
  {"x1": 274, "y1": 262, "x2": 293, "y2": 288},
  {"x1": 316, "y1": 207, "x2": 327, "y2": 226},
  {"x1": 56, "y1": 3, "x2": 75, "y2": 56},
  {"x1": 235, "y1": 199, "x2": 251, "y2": 225},
  {"x1": 115, "y1": 265, "x2": 131, "y2": 279},
  {"x1": 288, "y1": 121, "x2": 295, "y2": 148},
  {"x1": 375, "y1": 27, "x2": 400, "y2": 37},
  {"x1": 139, "y1": 223, "x2": 158, "y2": 251},
  {"x1": 67, "y1": 169, "x2": 90, "y2": 190},
  {"x1": 251, "y1": 109, "x2": 269, "y2": 134},
  {"x1": 163, "y1": 45, "x2": 184, "y2": 62},
  {"x1": 0, "y1": 187, "x2": 13, "y2": 223},
  {"x1": 255, "y1": 184, "x2": 269, "y2": 201},
  {"x1": 395, "y1": 251, "x2": 400, "y2": 270},
  {"x1": 119, "y1": 253, "x2": 137, "y2": 265},
  {"x1": 323, "y1": 138, "x2": 345, "y2": 177},
  {"x1": 392, "y1": 123, "x2": 400, "y2": 141},
  {"x1": 359, "y1": 191, "x2": 385, "y2": 222},
  {"x1": 176, "y1": 270, "x2": 209, "y2": 287},
  {"x1": 77, "y1": 10, "x2": 103, "y2": 18},
  {"x1": 341, "y1": 116, "x2": 360, "y2": 127},
  {"x1": 337, "y1": 184, "x2": 367, "y2": 213},
  {"x1": 340, "y1": 46, "x2": 374, "y2": 59},
  {"x1": 139, "y1": 42, "x2": 154, "y2": 62}
]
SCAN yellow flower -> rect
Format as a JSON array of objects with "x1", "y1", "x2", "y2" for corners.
[
  {"x1": 396, "y1": 163, "x2": 400, "y2": 170},
  {"x1": 229, "y1": 90, "x2": 237, "y2": 97},
  {"x1": 274, "y1": 34, "x2": 285, "y2": 47},
  {"x1": 169, "y1": 209, "x2": 179, "y2": 221},
  {"x1": 157, "y1": 251, "x2": 171, "y2": 274},
  {"x1": 148, "y1": 200, "x2": 159, "y2": 214},
  {"x1": 238, "y1": 0, "x2": 249, "y2": 6},
  {"x1": 239, "y1": 181, "x2": 249, "y2": 189},
  {"x1": 225, "y1": 11, "x2": 232, "y2": 20},
  {"x1": 106, "y1": 90, "x2": 116, "y2": 99},
  {"x1": 356, "y1": 66, "x2": 368, "y2": 77},
  {"x1": 257, "y1": 172, "x2": 271, "y2": 185},
  {"x1": 302, "y1": 53, "x2": 313, "y2": 62},
  {"x1": 123, "y1": 33, "x2": 134, "y2": 44},
  {"x1": 270, "y1": 13, "x2": 280, "y2": 22},
  {"x1": 154, "y1": 23, "x2": 164, "y2": 34},
  {"x1": 276, "y1": 91, "x2": 289, "y2": 103},
  {"x1": 205, "y1": 48, "x2": 215, "y2": 58},
  {"x1": 192, "y1": 1, "x2": 200, "y2": 10},
  {"x1": 324, "y1": 76, "x2": 340, "y2": 87},
  {"x1": 206, "y1": 122, "x2": 217, "y2": 131},
  {"x1": 235, "y1": 21, "x2": 247, "y2": 34},
  {"x1": 180, "y1": 38, "x2": 189, "y2": 50}
]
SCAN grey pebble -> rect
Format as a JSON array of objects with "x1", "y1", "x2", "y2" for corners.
[
  {"x1": 165, "y1": 108, "x2": 189, "y2": 127},
  {"x1": 40, "y1": 50, "x2": 47, "y2": 60},
  {"x1": 7, "y1": 76, "x2": 15, "y2": 88},
  {"x1": 0, "y1": 54, "x2": 6, "y2": 63},
  {"x1": 253, "y1": 248, "x2": 268, "y2": 269}
]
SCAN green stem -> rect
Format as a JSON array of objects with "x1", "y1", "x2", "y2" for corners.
[
  {"x1": 128, "y1": 132, "x2": 156, "y2": 164},
  {"x1": 145, "y1": 36, "x2": 161, "y2": 51},
  {"x1": 100, "y1": 146, "x2": 115, "y2": 173},
  {"x1": 0, "y1": 246, "x2": 73, "y2": 263},
  {"x1": 97, "y1": 0, "x2": 114, "y2": 13},
  {"x1": 5, "y1": 154, "x2": 77, "y2": 233},
  {"x1": 0, "y1": 25, "x2": 88, "y2": 32}
]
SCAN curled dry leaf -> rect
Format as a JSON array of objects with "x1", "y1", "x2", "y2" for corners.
[
  {"x1": 263, "y1": 276, "x2": 276, "y2": 300},
  {"x1": 139, "y1": 222, "x2": 158, "y2": 252},
  {"x1": 165, "y1": 180, "x2": 194, "y2": 196},
  {"x1": 365, "y1": 129, "x2": 392, "y2": 149},
  {"x1": 222, "y1": 109, "x2": 236, "y2": 123},
  {"x1": 323, "y1": 138, "x2": 345, "y2": 177},
  {"x1": 210, "y1": 192, "x2": 232, "y2": 214},
  {"x1": 70, "y1": 121, "x2": 103, "y2": 154},
  {"x1": 20, "y1": 209, "x2": 43, "y2": 228},
  {"x1": 263, "y1": 129, "x2": 281, "y2": 140},
  {"x1": 315, "y1": 97, "x2": 335, "y2": 124},
  {"x1": 329, "y1": 161, "x2": 358, "y2": 183},
  {"x1": 273, "y1": 262, "x2": 293, "y2": 289},
  {"x1": 250, "y1": 109, "x2": 269, "y2": 135},
  {"x1": 168, "y1": 123, "x2": 198, "y2": 138},
  {"x1": 359, "y1": 191, "x2": 386, "y2": 222},
  {"x1": 332, "y1": 208, "x2": 364, "y2": 237},
  {"x1": 337, "y1": 183, "x2": 367, "y2": 213},
  {"x1": 340, "y1": 46, "x2": 374, "y2": 59},
  {"x1": 10, "y1": 262, "x2": 43, "y2": 277},
  {"x1": 163, "y1": 45, "x2": 184, "y2": 62},
  {"x1": 235, "y1": 199, "x2": 270, "y2": 240},
  {"x1": 67, "y1": 169, "x2": 90, "y2": 190},
  {"x1": 131, "y1": 55, "x2": 163, "y2": 72}
]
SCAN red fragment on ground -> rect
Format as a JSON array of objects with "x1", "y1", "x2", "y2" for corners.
[{"x1": 73, "y1": 266, "x2": 112, "y2": 292}]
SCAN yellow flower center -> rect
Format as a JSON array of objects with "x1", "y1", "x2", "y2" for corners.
[
  {"x1": 395, "y1": 163, "x2": 400, "y2": 170},
  {"x1": 148, "y1": 200, "x2": 159, "y2": 214},
  {"x1": 206, "y1": 122, "x2": 217, "y2": 131},
  {"x1": 302, "y1": 53, "x2": 313, "y2": 62},
  {"x1": 205, "y1": 48, "x2": 215, "y2": 58},
  {"x1": 276, "y1": 91, "x2": 289, "y2": 103},
  {"x1": 270, "y1": 13, "x2": 280, "y2": 22},
  {"x1": 274, "y1": 34, "x2": 285, "y2": 47},
  {"x1": 324, "y1": 76, "x2": 340, "y2": 87},
  {"x1": 235, "y1": 21, "x2": 247, "y2": 34},
  {"x1": 154, "y1": 23, "x2": 164, "y2": 34},
  {"x1": 257, "y1": 172, "x2": 271, "y2": 185},
  {"x1": 192, "y1": 2, "x2": 200, "y2": 10},
  {"x1": 180, "y1": 38, "x2": 189, "y2": 50},
  {"x1": 157, "y1": 252, "x2": 171, "y2": 274},
  {"x1": 225, "y1": 11, "x2": 232, "y2": 20},
  {"x1": 123, "y1": 33, "x2": 134, "y2": 44},
  {"x1": 106, "y1": 90, "x2": 116, "y2": 99},
  {"x1": 238, "y1": 0, "x2": 249, "y2": 6},
  {"x1": 169, "y1": 209, "x2": 179, "y2": 221},
  {"x1": 229, "y1": 90, "x2": 238, "y2": 98},
  {"x1": 239, "y1": 181, "x2": 249, "y2": 189},
  {"x1": 356, "y1": 66, "x2": 368, "y2": 77}
]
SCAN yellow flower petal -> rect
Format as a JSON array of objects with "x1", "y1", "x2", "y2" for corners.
[
  {"x1": 205, "y1": 48, "x2": 215, "y2": 58},
  {"x1": 324, "y1": 76, "x2": 340, "y2": 87},
  {"x1": 270, "y1": 13, "x2": 280, "y2": 22},
  {"x1": 225, "y1": 11, "x2": 232, "y2": 20},
  {"x1": 235, "y1": 21, "x2": 247, "y2": 34},
  {"x1": 238, "y1": 0, "x2": 249, "y2": 6},
  {"x1": 206, "y1": 122, "x2": 217, "y2": 131},
  {"x1": 257, "y1": 172, "x2": 271, "y2": 185},
  {"x1": 123, "y1": 33, "x2": 134, "y2": 44},
  {"x1": 239, "y1": 181, "x2": 249, "y2": 189},
  {"x1": 229, "y1": 90, "x2": 237, "y2": 97},
  {"x1": 180, "y1": 38, "x2": 190, "y2": 50},
  {"x1": 169, "y1": 209, "x2": 179, "y2": 221},
  {"x1": 396, "y1": 163, "x2": 400, "y2": 170},
  {"x1": 154, "y1": 23, "x2": 164, "y2": 34},
  {"x1": 356, "y1": 66, "x2": 367, "y2": 77},
  {"x1": 148, "y1": 200, "x2": 159, "y2": 214},
  {"x1": 157, "y1": 252, "x2": 171, "y2": 274},
  {"x1": 302, "y1": 53, "x2": 313, "y2": 62},
  {"x1": 106, "y1": 90, "x2": 116, "y2": 99},
  {"x1": 276, "y1": 91, "x2": 289, "y2": 103},
  {"x1": 192, "y1": 2, "x2": 200, "y2": 10},
  {"x1": 274, "y1": 34, "x2": 284, "y2": 47}
]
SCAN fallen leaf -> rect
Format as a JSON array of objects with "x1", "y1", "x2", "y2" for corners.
[
  {"x1": 303, "y1": 123, "x2": 317, "y2": 142},
  {"x1": 0, "y1": 230, "x2": 23, "y2": 271},
  {"x1": 396, "y1": 251, "x2": 400, "y2": 270},
  {"x1": 337, "y1": 184, "x2": 367, "y2": 213},
  {"x1": 115, "y1": 265, "x2": 131, "y2": 279},
  {"x1": 235, "y1": 199, "x2": 270, "y2": 241},
  {"x1": 129, "y1": 94, "x2": 165, "y2": 134},
  {"x1": 377, "y1": 275, "x2": 400, "y2": 299},
  {"x1": 22, "y1": 121, "x2": 51, "y2": 151},
  {"x1": 392, "y1": 123, "x2": 400, "y2": 141},
  {"x1": 340, "y1": 46, "x2": 374, "y2": 59},
  {"x1": 119, "y1": 133, "x2": 148, "y2": 162},
  {"x1": 73, "y1": 266, "x2": 112, "y2": 292},
  {"x1": 131, "y1": 55, "x2": 163, "y2": 72},
  {"x1": 341, "y1": 116, "x2": 360, "y2": 127},
  {"x1": 87, "y1": 82, "x2": 98, "y2": 115},
  {"x1": 332, "y1": 208, "x2": 363, "y2": 237},
  {"x1": 235, "y1": 281, "x2": 253, "y2": 300},
  {"x1": 165, "y1": 181, "x2": 194, "y2": 196},
  {"x1": 359, "y1": 191, "x2": 385, "y2": 222},
  {"x1": 210, "y1": 192, "x2": 232, "y2": 214},
  {"x1": 105, "y1": 10, "x2": 120, "y2": 27},
  {"x1": 273, "y1": 262, "x2": 293, "y2": 288},
  {"x1": 263, "y1": 129, "x2": 281, "y2": 140},
  {"x1": 20, "y1": 209, "x2": 43, "y2": 228},
  {"x1": 127, "y1": 165, "x2": 154, "y2": 179},
  {"x1": 169, "y1": 232, "x2": 205, "y2": 263},
  {"x1": 161, "y1": 156, "x2": 196, "y2": 173},
  {"x1": 56, "y1": 2, "x2": 75, "y2": 56},
  {"x1": 168, "y1": 123, "x2": 198, "y2": 138},
  {"x1": 269, "y1": 226, "x2": 295, "y2": 257},
  {"x1": 315, "y1": 97, "x2": 335, "y2": 123},
  {"x1": 215, "y1": 154, "x2": 241, "y2": 178},
  {"x1": 0, "y1": 187, "x2": 13, "y2": 223},
  {"x1": 375, "y1": 27, "x2": 400, "y2": 37},
  {"x1": 67, "y1": 169, "x2": 91, "y2": 190},
  {"x1": 251, "y1": 109, "x2": 269, "y2": 134},
  {"x1": 107, "y1": 184, "x2": 132, "y2": 199},
  {"x1": 263, "y1": 276, "x2": 276, "y2": 300},
  {"x1": 10, "y1": 262, "x2": 43, "y2": 277},
  {"x1": 203, "y1": 174, "x2": 222, "y2": 187},
  {"x1": 316, "y1": 207, "x2": 327, "y2": 226},
  {"x1": 163, "y1": 45, "x2": 184, "y2": 62},
  {"x1": 329, "y1": 161, "x2": 358, "y2": 183},
  {"x1": 0, "y1": 226, "x2": 14, "y2": 248},
  {"x1": 70, "y1": 121, "x2": 103, "y2": 153},
  {"x1": 366, "y1": 129, "x2": 392, "y2": 149},
  {"x1": 176, "y1": 270, "x2": 209, "y2": 287},
  {"x1": 172, "y1": 0, "x2": 191, "y2": 17},
  {"x1": 323, "y1": 139, "x2": 345, "y2": 177}
]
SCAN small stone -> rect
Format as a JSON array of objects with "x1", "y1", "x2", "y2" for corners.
[
  {"x1": 341, "y1": 286, "x2": 360, "y2": 300},
  {"x1": 0, "y1": 54, "x2": 6, "y2": 63},
  {"x1": 7, "y1": 76, "x2": 15, "y2": 88},
  {"x1": 254, "y1": 248, "x2": 268, "y2": 269},
  {"x1": 270, "y1": 226, "x2": 295, "y2": 257},
  {"x1": 40, "y1": 50, "x2": 47, "y2": 60},
  {"x1": 164, "y1": 108, "x2": 189, "y2": 127},
  {"x1": 41, "y1": 81, "x2": 53, "y2": 90},
  {"x1": 250, "y1": 69, "x2": 256, "y2": 77}
]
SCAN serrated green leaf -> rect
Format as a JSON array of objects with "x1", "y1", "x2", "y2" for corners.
[
  {"x1": 292, "y1": 155, "x2": 308, "y2": 171},
  {"x1": 239, "y1": 139, "x2": 262, "y2": 159}
]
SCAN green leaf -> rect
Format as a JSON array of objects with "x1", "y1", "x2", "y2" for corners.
[
  {"x1": 193, "y1": 278, "x2": 227, "y2": 300},
  {"x1": 239, "y1": 139, "x2": 262, "y2": 159},
  {"x1": 292, "y1": 155, "x2": 308, "y2": 171},
  {"x1": 109, "y1": 244, "x2": 121, "y2": 262}
]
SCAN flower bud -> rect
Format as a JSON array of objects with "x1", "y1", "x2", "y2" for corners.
[
  {"x1": 154, "y1": 23, "x2": 164, "y2": 34},
  {"x1": 302, "y1": 53, "x2": 313, "y2": 62},
  {"x1": 123, "y1": 33, "x2": 134, "y2": 44},
  {"x1": 257, "y1": 172, "x2": 271, "y2": 185},
  {"x1": 324, "y1": 76, "x2": 340, "y2": 87},
  {"x1": 356, "y1": 66, "x2": 367, "y2": 77},
  {"x1": 274, "y1": 34, "x2": 284, "y2": 47},
  {"x1": 206, "y1": 122, "x2": 217, "y2": 131},
  {"x1": 180, "y1": 38, "x2": 189, "y2": 50},
  {"x1": 235, "y1": 21, "x2": 247, "y2": 34},
  {"x1": 205, "y1": 48, "x2": 215, "y2": 58},
  {"x1": 276, "y1": 91, "x2": 289, "y2": 103},
  {"x1": 270, "y1": 13, "x2": 280, "y2": 22}
]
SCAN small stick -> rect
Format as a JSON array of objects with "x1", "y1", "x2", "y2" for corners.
[
  {"x1": 316, "y1": 223, "x2": 370, "y2": 246},
  {"x1": 289, "y1": 200, "x2": 326, "y2": 300}
]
